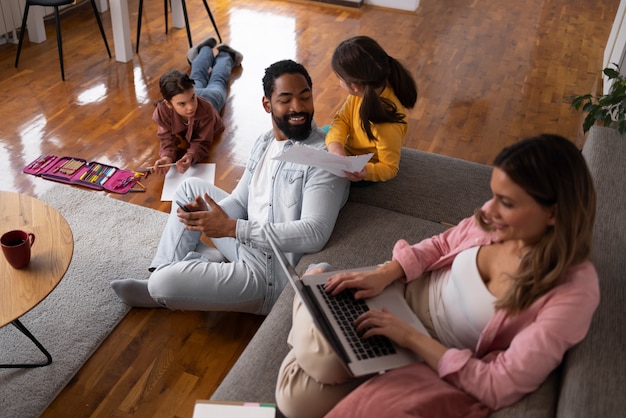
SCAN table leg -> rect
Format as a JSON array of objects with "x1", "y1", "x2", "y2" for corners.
[
  {"x1": 0, "y1": 319, "x2": 52, "y2": 368},
  {"x1": 109, "y1": 0, "x2": 134, "y2": 63},
  {"x1": 171, "y1": 0, "x2": 186, "y2": 29},
  {"x1": 26, "y1": 6, "x2": 47, "y2": 43}
]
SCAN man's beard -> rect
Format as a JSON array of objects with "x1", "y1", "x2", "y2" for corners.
[{"x1": 273, "y1": 111, "x2": 314, "y2": 141}]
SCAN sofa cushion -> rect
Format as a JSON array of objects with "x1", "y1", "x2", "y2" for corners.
[
  {"x1": 347, "y1": 148, "x2": 492, "y2": 225},
  {"x1": 298, "y1": 201, "x2": 450, "y2": 272},
  {"x1": 488, "y1": 371, "x2": 558, "y2": 418}
]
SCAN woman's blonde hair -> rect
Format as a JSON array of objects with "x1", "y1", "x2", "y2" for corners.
[{"x1": 476, "y1": 134, "x2": 596, "y2": 314}]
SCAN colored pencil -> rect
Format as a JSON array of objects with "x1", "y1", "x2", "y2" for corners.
[{"x1": 143, "y1": 163, "x2": 176, "y2": 169}]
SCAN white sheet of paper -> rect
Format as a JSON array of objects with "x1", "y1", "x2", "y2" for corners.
[
  {"x1": 193, "y1": 402, "x2": 275, "y2": 418},
  {"x1": 160, "y1": 163, "x2": 216, "y2": 201},
  {"x1": 272, "y1": 143, "x2": 373, "y2": 177}
]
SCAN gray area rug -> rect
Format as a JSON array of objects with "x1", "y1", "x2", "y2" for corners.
[{"x1": 0, "y1": 185, "x2": 167, "y2": 418}]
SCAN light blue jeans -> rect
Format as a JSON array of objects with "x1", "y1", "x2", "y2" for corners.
[
  {"x1": 148, "y1": 179, "x2": 266, "y2": 314},
  {"x1": 190, "y1": 47, "x2": 233, "y2": 113}
]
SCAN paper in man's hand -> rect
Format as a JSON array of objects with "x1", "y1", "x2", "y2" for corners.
[{"x1": 272, "y1": 143, "x2": 373, "y2": 177}]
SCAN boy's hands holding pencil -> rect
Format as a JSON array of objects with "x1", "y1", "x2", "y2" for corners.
[
  {"x1": 151, "y1": 155, "x2": 192, "y2": 174},
  {"x1": 177, "y1": 194, "x2": 237, "y2": 239},
  {"x1": 151, "y1": 156, "x2": 174, "y2": 175}
]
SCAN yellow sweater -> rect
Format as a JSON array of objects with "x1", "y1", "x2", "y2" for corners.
[{"x1": 325, "y1": 85, "x2": 408, "y2": 182}]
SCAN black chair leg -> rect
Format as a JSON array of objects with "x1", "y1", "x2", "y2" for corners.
[
  {"x1": 90, "y1": 0, "x2": 112, "y2": 58},
  {"x1": 136, "y1": 0, "x2": 144, "y2": 53},
  {"x1": 53, "y1": 6, "x2": 65, "y2": 81},
  {"x1": 201, "y1": 0, "x2": 221, "y2": 43},
  {"x1": 15, "y1": 4, "x2": 30, "y2": 68},
  {"x1": 180, "y1": 0, "x2": 192, "y2": 48},
  {"x1": 137, "y1": 0, "x2": 220, "y2": 51}
]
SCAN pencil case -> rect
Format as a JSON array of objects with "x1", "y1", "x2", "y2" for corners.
[{"x1": 23, "y1": 154, "x2": 142, "y2": 194}]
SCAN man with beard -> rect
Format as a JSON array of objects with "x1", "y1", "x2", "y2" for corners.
[{"x1": 111, "y1": 60, "x2": 350, "y2": 315}]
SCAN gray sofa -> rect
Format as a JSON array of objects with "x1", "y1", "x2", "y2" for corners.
[{"x1": 211, "y1": 126, "x2": 625, "y2": 417}]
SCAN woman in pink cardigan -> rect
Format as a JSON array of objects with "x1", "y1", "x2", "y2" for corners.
[{"x1": 275, "y1": 134, "x2": 599, "y2": 418}]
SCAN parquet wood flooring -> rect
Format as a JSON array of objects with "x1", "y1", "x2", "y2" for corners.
[{"x1": 0, "y1": 0, "x2": 619, "y2": 416}]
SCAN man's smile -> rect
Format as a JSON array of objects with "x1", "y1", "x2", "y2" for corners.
[{"x1": 288, "y1": 114, "x2": 307, "y2": 124}]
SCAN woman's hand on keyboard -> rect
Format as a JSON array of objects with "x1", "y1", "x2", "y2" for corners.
[
  {"x1": 354, "y1": 308, "x2": 413, "y2": 346},
  {"x1": 325, "y1": 261, "x2": 404, "y2": 299}
]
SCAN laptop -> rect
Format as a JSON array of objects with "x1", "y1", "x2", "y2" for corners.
[{"x1": 268, "y1": 234, "x2": 428, "y2": 377}]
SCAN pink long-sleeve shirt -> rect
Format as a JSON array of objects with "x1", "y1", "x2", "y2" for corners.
[{"x1": 392, "y1": 216, "x2": 600, "y2": 410}]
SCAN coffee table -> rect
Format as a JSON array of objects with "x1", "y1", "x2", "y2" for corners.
[{"x1": 0, "y1": 191, "x2": 74, "y2": 368}]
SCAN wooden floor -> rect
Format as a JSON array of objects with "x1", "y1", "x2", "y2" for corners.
[{"x1": 0, "y1": 0, "x2": 619, "y2": 416}]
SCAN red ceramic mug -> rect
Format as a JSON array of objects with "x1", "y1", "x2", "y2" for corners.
[{"x1": 1, "y1": 230, "x2": 36, "y2": 269}]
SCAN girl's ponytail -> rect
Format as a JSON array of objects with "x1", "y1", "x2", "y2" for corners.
[{"x1": 387, "y1": 57, "x2": 418, "y2": 109}]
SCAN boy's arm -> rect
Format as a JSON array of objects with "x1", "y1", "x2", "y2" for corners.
[{"x1": 153, "y1": 103, "x2": 179, "y2": 161}]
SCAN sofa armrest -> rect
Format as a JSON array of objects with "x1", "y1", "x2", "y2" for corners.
[
  {"x1": 489, "y1": 370, "x2": 558, "y2": 418},
  {"x1": 556, "y1": 126, "x2": 626, "y2": 417},
  {"x1": 348, "y1": 148, "x2": 492, "y2": 225}
]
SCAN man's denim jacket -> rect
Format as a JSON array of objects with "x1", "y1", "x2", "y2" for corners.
[{"x1": 218, "y1": 127, "x2": 350, "y2": 313}]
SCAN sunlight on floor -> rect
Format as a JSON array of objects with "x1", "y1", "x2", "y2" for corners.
[{"x1": 222, "y1": 7, "x2": 297, "y2": 164}]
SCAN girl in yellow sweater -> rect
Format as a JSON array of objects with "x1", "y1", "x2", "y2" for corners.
[{"x1": 326, "y1": 36, "x2": 418, "y2": 182}]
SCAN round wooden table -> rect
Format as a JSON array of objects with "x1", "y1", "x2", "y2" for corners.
[{"x1": 0, "y1": 191, "x2": 74, "y2": 367}]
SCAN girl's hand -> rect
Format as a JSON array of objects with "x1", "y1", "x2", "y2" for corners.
[
  {"x1": 327, "y1": 141, "x2": 346, "y2": 156},
  {"x1": 345, "y1": 167, "x2": 367, "y2": 182},
  {"x1": 324, "y1": 262, "x2": 401, "y2": 299},
  {"x1": 326, "y1": 141, "x2": 366, "y2": 181},
  {"x1": 153, "y1": 157, "x2": 173, "y2": 175},
  {"x1": 176, "y1": 155, "x2": 193, "y2": 173}
]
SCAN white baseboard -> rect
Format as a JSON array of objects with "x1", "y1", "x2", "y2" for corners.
[{"x1": 365, "y1": 0, "x2": 419, "y2": 12}]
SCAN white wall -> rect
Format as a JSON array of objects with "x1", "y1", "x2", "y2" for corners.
[
  {"x1": 604, "y1": 0, "x2": 626, "y2": 93},
  {"x1": 0, "y1": 0, "x2": 24, "y2": 43}
]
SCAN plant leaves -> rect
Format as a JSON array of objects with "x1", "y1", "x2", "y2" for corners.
[
  {"x1": 604, "y1": 67, "x2": 621, "y2": 79},
  {"x1": 583, "y1": 114, "x2": 595, "y2": 133},
  {"x1": 573, "y1": 64, "x2": 626, "y2": 134}
]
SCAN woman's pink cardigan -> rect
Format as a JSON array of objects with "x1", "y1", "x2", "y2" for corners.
[{"x1": 392, "y1": 216, "x2": 600, "y2": 410}]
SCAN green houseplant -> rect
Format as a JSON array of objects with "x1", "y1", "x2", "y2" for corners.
[{"x1": 571, "y1": 63, "x2": 626, "y2": 134}]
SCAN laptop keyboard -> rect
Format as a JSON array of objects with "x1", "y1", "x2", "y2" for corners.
[{"x1": 317, "y1": 285, "x2": 397, "y2": 360}]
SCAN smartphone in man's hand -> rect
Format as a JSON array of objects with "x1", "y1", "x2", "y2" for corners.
[{"x1": 176, "y1": 200, "x2": 191, "y2": 212}]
